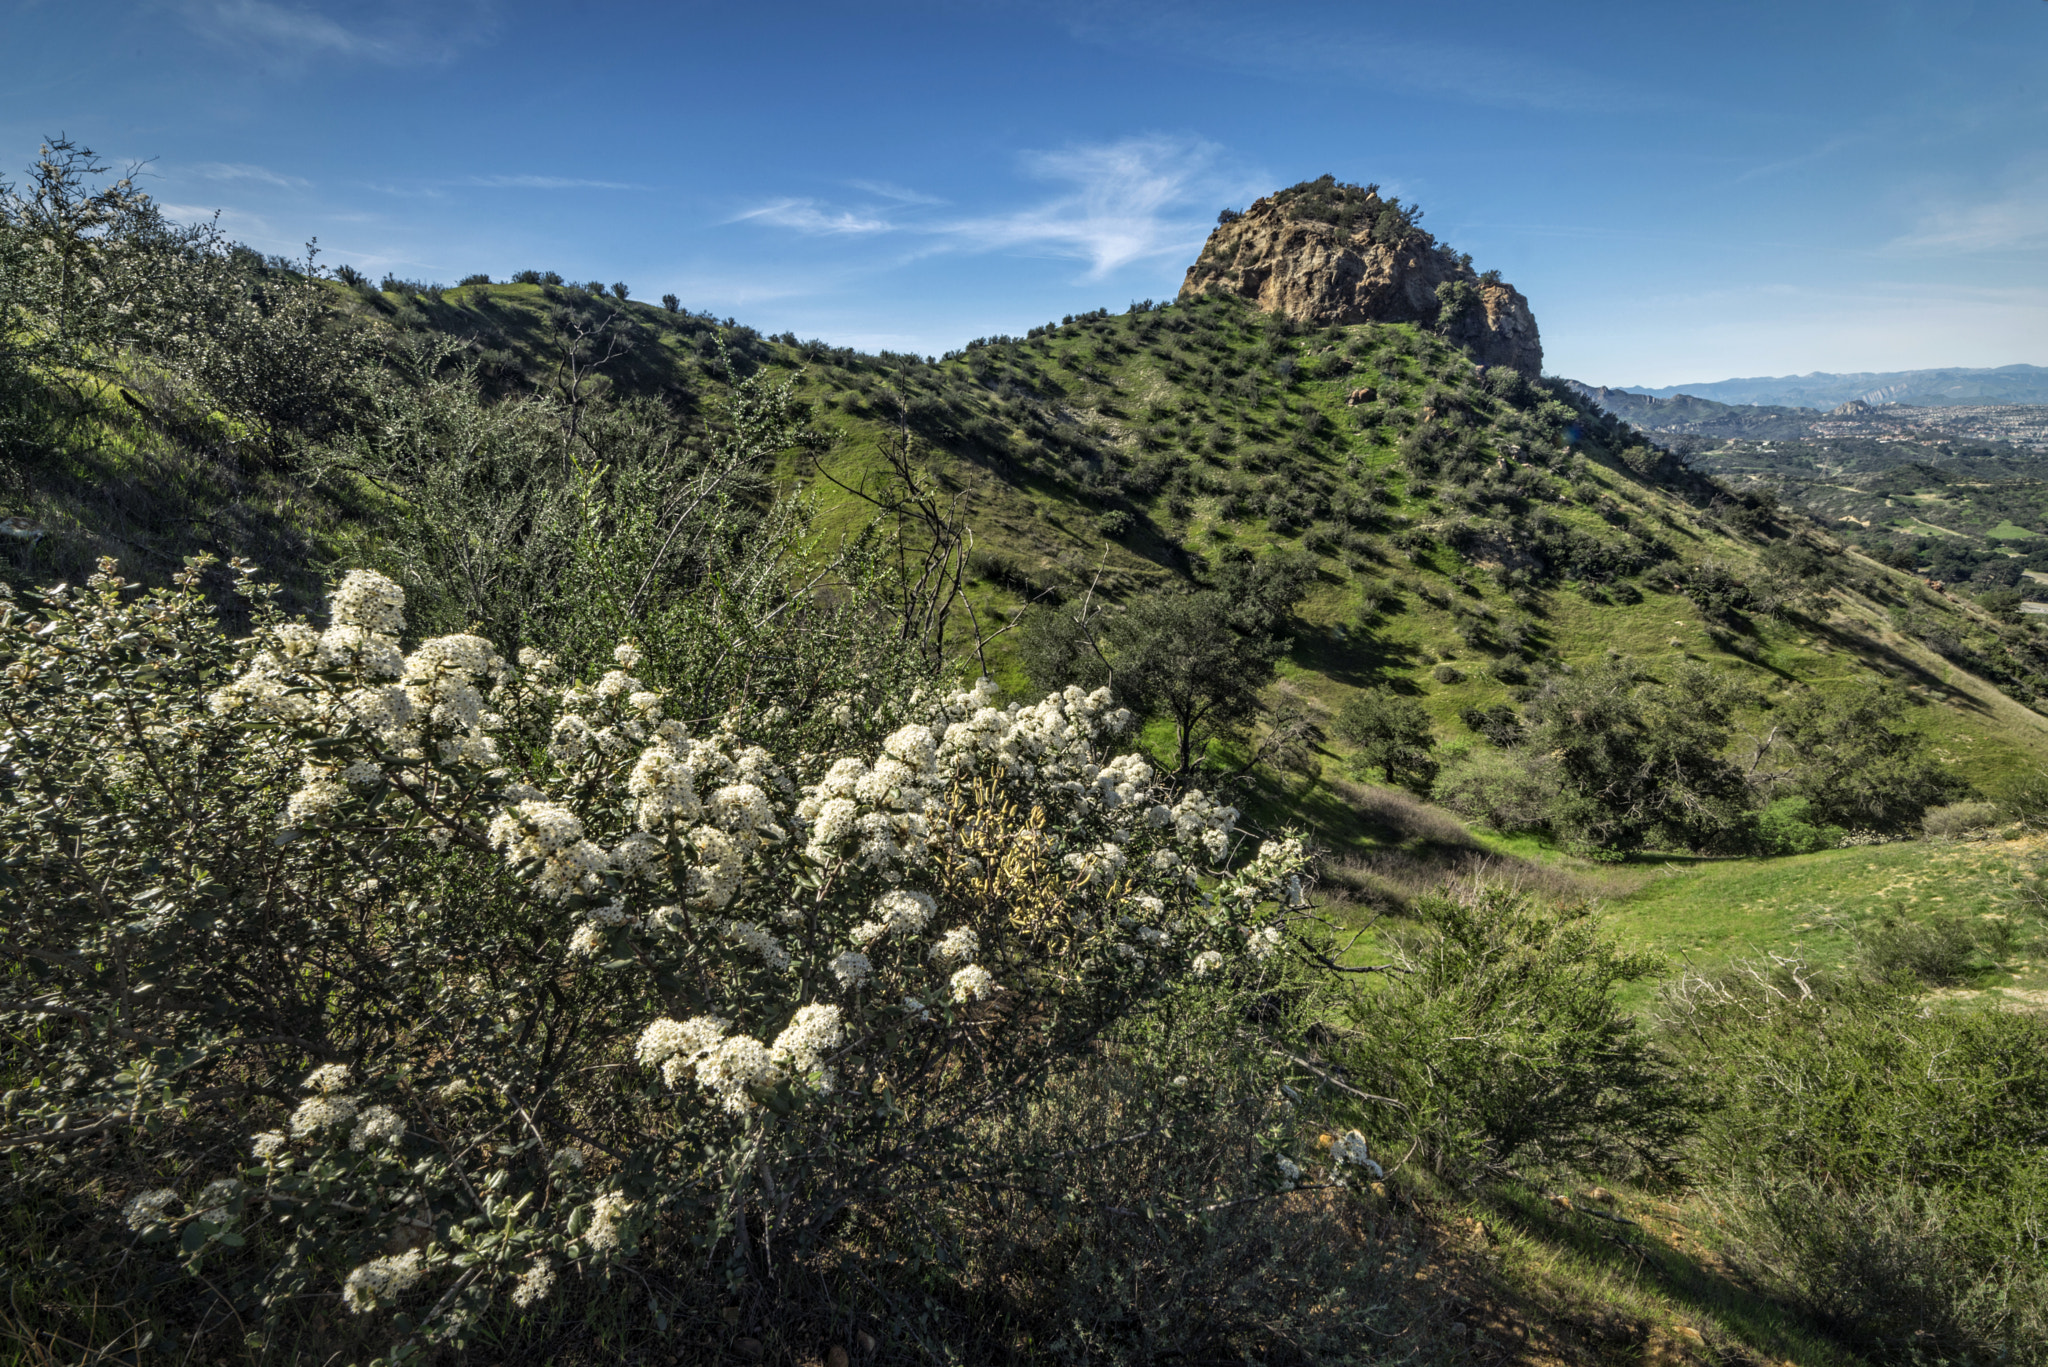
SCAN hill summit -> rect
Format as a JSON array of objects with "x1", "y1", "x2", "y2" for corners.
[{"x1": 1181, "y1": 175, "x2": 1543, "y2": 376}]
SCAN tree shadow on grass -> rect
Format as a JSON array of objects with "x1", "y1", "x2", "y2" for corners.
[{"x1": 1477, "y1": 1182, "x2": 1854, "y2": 1367}]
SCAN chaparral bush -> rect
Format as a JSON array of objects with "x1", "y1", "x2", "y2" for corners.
[{"x1": 0, "y1": 560, "x2": 1313, "y2": 1360}]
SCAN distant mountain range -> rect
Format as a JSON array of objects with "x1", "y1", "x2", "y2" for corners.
[
  {"x1": 1565, "y1": 380, "x2": 2048, "y2": 452},
  {"x1": 1605, "y1": 364, "x2": 2048, "y2": 409}
]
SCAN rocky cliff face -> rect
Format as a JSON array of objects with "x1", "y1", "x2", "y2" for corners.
[{"x1": 1178, "y1": 191, "x2": 1544, "y2": 376}]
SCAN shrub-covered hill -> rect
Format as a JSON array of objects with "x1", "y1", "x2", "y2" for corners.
[
  {"x1": 296, "y1": 274, "x2": 2048, "y2": 849},
  {"x1": 15, "y1": 258, "x2": 2048, "y2": 856}
]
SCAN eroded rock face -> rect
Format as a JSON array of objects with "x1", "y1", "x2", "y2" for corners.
[{"x1": 1179, "y1": 195, "x2": 1544, "y2": 376}]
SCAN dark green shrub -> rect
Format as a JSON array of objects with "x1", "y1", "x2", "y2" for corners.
[
  {"x1": 1340, "y1": 889, "x2": 1689, "y2": 1180},
  {"x1": 1857, "y1": 913, "x2": 2003, "y2": 987},
  {"x1": 1334, "y1": 687, "x2": 1437, "y2": 792},
  {"x1": 1666, "y1": 969, "x2": 2048, "y2": 1362},
  {"x1": 936, "y1": 995, "x2": 1475, "y2": 1364},
  {"x1": 1771, "y1": 683, "x2": 1965, "y2": 831}
]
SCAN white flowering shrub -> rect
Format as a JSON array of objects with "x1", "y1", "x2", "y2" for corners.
[{"x1": 0, "y1": 559, "x2": 1309, "y2": 1354}]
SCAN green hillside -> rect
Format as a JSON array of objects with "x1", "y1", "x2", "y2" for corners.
[
  {"x1": 321, "y1": 276, "x2": 2048, "y2": 835},
  {"x1": 17, "y1": 263, "x2": 2048, "y2": 863}
]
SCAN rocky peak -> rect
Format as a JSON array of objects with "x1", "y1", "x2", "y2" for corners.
[{"x1": 1179, "y1": 177, "x2": 1544, "y2": 376}]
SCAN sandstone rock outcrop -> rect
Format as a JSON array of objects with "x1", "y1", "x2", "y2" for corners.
[{"x1": 1179, "y1": 187, "x2": 1544, "y2": 376}]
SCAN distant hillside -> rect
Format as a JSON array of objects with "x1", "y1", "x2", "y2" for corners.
[
  {"x1": 1607, "y1": 363, "x2": 2048, "y2": 409},
  {"x1": 1565, "y1": 383, "x2": 1821, "y2": 441}
]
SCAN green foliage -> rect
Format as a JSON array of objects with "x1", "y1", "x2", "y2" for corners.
[
  {"x1": 1768, "y1": 682, "x2": 1964, "y2": 830},
  {"x1": 1747, "y1": 796, "x2": 1844, "y2": 855},
  {"x1": 1665, "y1": 967, "x2": 2048, "y2": 1361},
  {"x1": 1433, "y1": 278, "x2": 1479, "y2": 333},
  {"x1": 1021, "y1": 590, "x2": 1284, "y2": 776},
  {"x1": 1338, "y1": 888, "x2": 1689, "y2": 1181},
  {"x1": 0, "y1": 138, "x2": 372, "y2": 459},
  {"x1": 1995, "y1": 770, "x2": 2048, "y2": 829},
  {"x1": 1333, "y1": 686, "x2": 1437, "y2": 792},
  {"x1": 1521, "y1": 660, "x2": 1753, "y2": 853}
]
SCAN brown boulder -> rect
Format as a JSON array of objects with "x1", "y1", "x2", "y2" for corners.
[{"x1": 1179, "y1": 194, "x2": 1543, "y2": 376}]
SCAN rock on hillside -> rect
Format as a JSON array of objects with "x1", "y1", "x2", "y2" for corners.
[{"x1": 1180, "y1": 180, "x2": 1543, "y2": 376}]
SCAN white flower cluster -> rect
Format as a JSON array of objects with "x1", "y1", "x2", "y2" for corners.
[
  {"x1": 511, "y1": 1258, "x2": 556, "y2": 1308},
  {"x1": 772, "y1": 1003, "x2": 844, "y2": 1086},
  {"x1": 950, "y1": 964, "x2": 998, "y2": 1002},
  {"x1": 342, "y1": 1249, "x2": 426, "y2": 1314},
  {"x1": 929, "y1": 925, "x2": 978, "y2": 965},
  {"x1": 193, "y1": 1178, "x2": 240, "y2": 1224},
  {"x1": 851, "y1": 889, "x2": 935, "y2": 945},
  {"x1": 721, "y1": 918, "x2": 791, "y2": 970},
  {"x1": 489, "y1": 800, "x2": 610, "y2": 902},
  {"x1": 122, "y1": 1187, "x2": 178, "y2": 1230},
  {"x1": 583, "y1": 1192, "x2": 633, "y2": 1253},
  {"x1": 290, "y1": 1093, "x2": 358, "y2": 1138},
  {"x1": 208, "y1": 571, "x2": 515, "y2": 826},
  {"x1": 635, "y1": 1004, "x2": 844, "y2": 1108},
  {"x1": 1329, "y1": 1130, "x2": 1383, "y2": 1178},
  {"x1": 349, "y1": 1104, "x2": 404, "y2": 1150}
]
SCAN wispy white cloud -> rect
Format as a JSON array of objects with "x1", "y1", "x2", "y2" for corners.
[
  {"x1": 736, "y1": 135, "x2": 1253, "y2": 281},
  {"x1": 460, "y1": 174, "x2": 646, "y2": 191},
  {"x1": 939, "y1": 136, "x2": 1234, "y2": 278},
  {"x1": 845, "y1": 179, "x2": 947, "y2": 206},
  {"x1": 360, "y1": 182, "x2": 450, "y2": 200},
  {"x1": 1728, "y1": 134, "x2": 1864, "y2": 186},
  {"x1": 1889, "y1": 170, "x2": 2048, "y2": 253},
  {"x1": 730, "y1": 198, "x2": 897, "y2": 235},
  {"x1": 189, "y1": 161, "x2": 309, "y2": 189},
  {"x1": 176, "y1": 0, "x2": 497, "y2": 68}
]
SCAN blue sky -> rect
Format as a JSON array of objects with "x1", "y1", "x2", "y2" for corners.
[{"x1": 4, "y1": 0, "x2": 2043, "y2": 386}]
